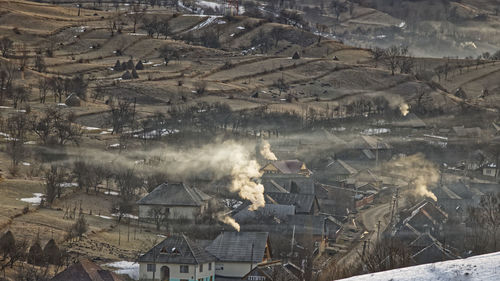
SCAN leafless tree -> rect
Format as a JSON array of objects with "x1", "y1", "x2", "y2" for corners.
[
  {"x1": 360, "y1": 237, "x2": 412, "y2": 273},
  {"x1": 384, "y1": 45, "x2": 400, "y2": 76},
  {"x1": 5, "y1": 112, "x2": 29, "y2": 168},
  {"x1": 0, "y1": 61, "x2": 16, "y2": 105},
  {"x1": 38, "y1": 77, "x2": 50, "y2": 104},
  {"x1": 17, "y1": 44, "x2": 29, "y2": 73},
  {"x1": 128, "y1": 4, "x2": 146, "y2": 33},
  {"x1": 0, "y1": 235, "x2": 28, "y2": 271},
  {"x1": 0, "y1": 36, "x2": 13, "y2": 57},
  {"x1": 45, "y1": 164, "x2": 66, "y2": 204},
  {"x1": 468, "y1": 192, "x2": 500, "y2": 252},
  {"x1": 148, "y1": 207, "x2": 169, "y2": 230},
  {"x1": 108, "y1": 98, "x2": 135, "y2": 134},
  {"x1": 11, "y1": 85, "x2": 30, "y2": 109}
]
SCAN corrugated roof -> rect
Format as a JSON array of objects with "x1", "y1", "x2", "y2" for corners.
[
  {"x1": 265, "y1": 192, "x2": 315, "y2": 214},
  {"x1": 137, "y1": 182, "x2": 210, "y2": 206},
  {"x1": 138, "y1": 234, "x2": 215, "y2": 264},
  {"x1": 206, "y1": 232, "x2": 269, "y2": 263}
]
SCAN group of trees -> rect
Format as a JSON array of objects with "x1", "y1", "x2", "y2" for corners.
[
  {"x1": 467, "y1": 192, "x2": 500, "y2": 254},
  {"x1": 372, "y1": 45, "x2": 414, "y2": 75},
  {"x1": 142, "y1": 15, "x2": 170, "y2": 39}
]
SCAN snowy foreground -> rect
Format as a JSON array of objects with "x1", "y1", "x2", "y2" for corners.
[{"x1": 339, "y1": 251, "x2": 500, "y2": 281}]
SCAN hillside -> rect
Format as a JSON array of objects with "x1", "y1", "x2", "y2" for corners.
[{"x1": 339, "y1": 251, "x2": 500, "y2": 281}]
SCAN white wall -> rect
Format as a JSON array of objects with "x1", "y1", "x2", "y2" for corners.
[
  {"x1": 215, "y1": 262, "x2": 255, "y2": 278},
  {"x1": 139, "y1": 261, "x2": 215, "y2": 281}
]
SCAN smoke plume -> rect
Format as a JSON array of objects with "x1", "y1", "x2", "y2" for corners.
[
  {"x1": 217, "y1": 214, "x2": 240, "y2": 232},
  {"x1": 384, "y1": 153, "x2": 439, "y2": 201},
  {"x1": 399, "y1": 103, "x2": 410, "y2": 116},
  {"x1": 260, "y1": 140, "x2": 277, "y2": 161}
]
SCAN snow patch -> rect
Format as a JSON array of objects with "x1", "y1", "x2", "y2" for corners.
[
  {"x1": 20, "y1": 193, "x2": 44, "y2": 205},
  {"x1": 105, "y1": 261, "x2": 139, "y2": 280}
]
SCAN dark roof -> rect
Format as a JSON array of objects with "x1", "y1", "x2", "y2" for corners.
[
  {"x1": 265, "y1": 192, "x2": 315, "y2": 214},
  {"x1": 409, "y1": 233, "x2": 436, "y2": 249},
  {"x1": 137, "y1": 182, "x2": 210, "y2": 206},
  {"x1": 233, "y1": 204, "x2": 295, "y2": 222},
  {"x1": 51, "y1": 259, "x2": 123, "y2": 281},
  {"x1": 243, "y1": 260, "x2": 300, "y2": 281},
  {"x1": 138, "y1": 234, "x2": 215, "y2": 264},
  {"x1": 261, "y1": 174, "x2": 315, "y2": 194},
  {"x1": 206, "y1": 232, "x2": 269, "y2": 263},
  {"x1": 325, "y1": 159, "x2": 358, "y2": 175},
  {"x1": 412, "y1": 243, "x2": 457, "y2": 264}
]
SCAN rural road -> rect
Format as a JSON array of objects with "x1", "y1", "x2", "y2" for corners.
[{"x1": 336, "y1": 202, "x2": 391, "y2": 269}]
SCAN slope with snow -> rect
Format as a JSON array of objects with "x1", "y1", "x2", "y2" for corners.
[{"x1": 339, "y1": 252, "x2": 500, "y2": 281}]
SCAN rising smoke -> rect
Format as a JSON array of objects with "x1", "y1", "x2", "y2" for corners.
[
  {"x1": 384, "y1": 153, "x2": 439, "y2": 201},
  {"x1": 260, "y1": 140, "x2": 278, "y2": 161},
  {"x1": 50, "y1": 140, "x2": 269, "y2": 231}
]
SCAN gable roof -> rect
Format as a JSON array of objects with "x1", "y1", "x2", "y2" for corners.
[
  {"x1": 326, "y1": 159, "x2": 358, "y2": 175},
  {"x1": 206, "y1": 232, "x2": 269, "y2": 263},
  {"x1": 138, "y1": 234, "x2": 215, "y2": 264},
  {"x1": 137, "y1": 182, "x2": 210, "y2": 206},
  {"x1": 243, "y1": 260, "x2": 300, "y2": 281},
  {"x1": 265, "y1": 192, "x2": 315, "y2": 214},
  {"x1": 262, "y1": 160, "x2": 310, "y2": 175},
  {"x1": 50, "y1": 259, "x2": 123, "y2": 281},
  {"x1": 261, "y1": 174, "x2": 315, "y2": 194}
]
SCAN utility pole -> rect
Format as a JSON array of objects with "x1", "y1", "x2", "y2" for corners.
[
  {"x1": 290, "y1": 225, "x2": 295, "y2": 257},
  {"x1": 250, "y1": 243, "x2": 254, "y2": 272}
]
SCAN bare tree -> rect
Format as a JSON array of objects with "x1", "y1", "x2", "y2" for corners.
[
  {"x1": 45, "y1": 164, "x2": 66, "y2": 204},
  {"x1": 108, "y1": 98, "x2": 135, "y2": 134},
  {"x1": 11, "y1": 85, "x2": 30, "y2": 109},
  {"x1": 0, "y1": 37, "x2": 13, "y2": 57},
  {"x1": 5, "y1": 112, "x2": 29, "y2": 168},
  {"x1": 38, "y1": 77, "x2": 50, "y2": 104},
  {"x1": 384, "y1": 45, "x2": 400, "y2": 76},
  {"x1": 128, "y1": 4, "x2": 146, "y2": 33},
  {"x1": 148, "y1": 207, "x2": 169, "y2": 230},
  {"x1": 360, "y1": 237, "x2": 412, "y2": 273},
  {"x1": 468, "y1": 192, "x2": 500, "y2": 252}
]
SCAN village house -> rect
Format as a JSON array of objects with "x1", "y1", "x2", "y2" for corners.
[
  {"x1": 260, "y1": 160, "x2": 311, "y2": 176},
  {"x1": 137, "y1": 234, "x2": 216, "y2": 281},
  {"x1": 50, "y1": 259, "x2": 124, "y2": 281},
  {"x1": 205, "y1": 232, "x2": 271, "y2": 279},
  {"x1": 137, "y1": 182, "x2": 212, "y2": 221},
  {"x1": 321, "y1": 159, "x2": 358, "y2": 182},
  {"x1": 338, "y1": 135, "x2": 392, "y2": 161},
  {"x1": 261, "y1": 174, "x2": 315, "y2": 194}
]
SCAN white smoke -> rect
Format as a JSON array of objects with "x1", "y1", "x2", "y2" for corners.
[
  {"x1": 260, "y1": 140, "x2": 277, "y2": 161},
  {"x1": 218, "y1": 214, "x2": 240, "y2": 232},
  {"x1": 399, "y1": 103, "x2": 410, "y2": 116},
  {"x1": 384, "y1": 153, "x2": 439, "y2": 201}
]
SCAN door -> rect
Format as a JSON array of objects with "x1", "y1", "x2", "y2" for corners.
[{"x1": 160, "y1": 266, "x2": 170, "y2": 281}]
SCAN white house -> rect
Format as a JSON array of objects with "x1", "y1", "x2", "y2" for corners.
[
  {"x1": 137, "y1": 182, "x2": 211, "y2": 221},
  {"x1": 137, "y1": 234, "x2": 215, "y2": 281},
  {"x1": 205, "y1": 232, "x2": 271, "y2": 279}
]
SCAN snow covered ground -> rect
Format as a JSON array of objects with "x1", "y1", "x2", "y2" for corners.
[
  {"x1": 104, "y1": 261, "x2": 139, "y2": 280},
  {"x1": 339, "y1": 251, "x2": 500, "y2": 281}
]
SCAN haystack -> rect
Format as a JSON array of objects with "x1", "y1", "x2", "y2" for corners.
[
  {"x1": 135, "y1": 60, "x2": 144, "y2": 70},
  {"x1": 114, "y1": 60, "x2": 121, "y2": 71},
  {"x1": 132, "y1": 68, "x2": 139, "y2": 79},
  {"x1": 43, "y1": 239, "x2": 62, "y2": 265},
  {"x1": 0, "y1": 230, "x2": 15, "y2": 256},
  {"x1": 127, "y1": 59, "x2": 134, "y2": 69},
  {"x1": 65, "y1": 93, "x2": 81, "y2": 107},
  {"x1": 292, "y1": 51, "x2": 300, "y2": 59},
  {"x1": 122, "y1": 71, "x2": 132, "y2": 80},
  {"x1": 27, "y1": 241, "x2": 44, "y2": 265},
  {"x1": 121, "y1": 62, "x2": 128, "y2": 70}
]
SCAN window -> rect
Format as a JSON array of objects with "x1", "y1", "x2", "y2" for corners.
[
  {"x1": 147, "y1": 264, "x2": 156, "y2": 272},
  {"x1": 199, "y1": 264, "x2": 203, "y2": 272},
  {"x1": 180, "y1": 265, "x2": 189, "y2": 273},
  {"x1": 208, "y1": 262, "x2": 212, "y2": 270}
]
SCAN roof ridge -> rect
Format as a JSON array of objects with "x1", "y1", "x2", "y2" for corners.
[{"x1": 182, "y1": 234, "x2": 200, "y2": 265}]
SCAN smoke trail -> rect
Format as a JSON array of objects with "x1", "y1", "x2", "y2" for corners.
[
  {"x1": 217, "y1": 214, "x2": 240, "y2": 232},
  {"x1": 399, "y1": 103, "x2": 410, "y2": 116},
  {"x1": 384, "y1": 153, "x2": 439, "y2": 201},
  {"x1": 260, "y1": 140, "x2": 277, "y2": 160},
  {"x1": 45, "y1": 140, "x2": 267, "y2": 210}
]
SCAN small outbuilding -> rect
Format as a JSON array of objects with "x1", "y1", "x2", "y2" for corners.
[{"x1": 65, "y1": 93, "x2": 81, "y2": 107}]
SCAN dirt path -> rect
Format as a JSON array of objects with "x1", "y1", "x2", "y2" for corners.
[{"x1": 335, "y1": 202, "x2": 391, "y2": 269}]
